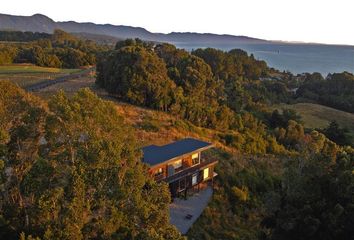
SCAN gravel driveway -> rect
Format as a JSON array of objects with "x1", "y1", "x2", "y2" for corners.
[{"x1": 169, "y1": 187, "x2": 213, "y2": 234}]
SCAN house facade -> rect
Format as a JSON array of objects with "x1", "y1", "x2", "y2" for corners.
[{"x1": 142, "y1": 138, "x2": 218, "y2": 198}]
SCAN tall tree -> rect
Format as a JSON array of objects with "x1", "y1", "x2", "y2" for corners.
[{"x1": 0, "y1": 83, "x2": 183, "y2": 240}]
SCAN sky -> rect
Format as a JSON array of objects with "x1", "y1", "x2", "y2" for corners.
[{"x1": 1, "y1": 0, "x2": 354, "y2": 45}]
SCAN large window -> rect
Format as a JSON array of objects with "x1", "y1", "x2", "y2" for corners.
[
  {"x1": 169, "y1": 159, "x2": 183, "y2": 174},
  {"x1": 173, "y1": 159, "x2": 182, "y2": 168},
  {"x1": 192, "y1": 153, "x2": 200, "y2": 165}
]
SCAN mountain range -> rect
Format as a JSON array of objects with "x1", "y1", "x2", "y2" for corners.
[{"x1": 0, "y1": 13, "x2": 267, "y2": 44}]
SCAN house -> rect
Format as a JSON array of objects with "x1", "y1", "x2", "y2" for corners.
[{"x1": 142, "y1": 138, "x2": 218, "y2": 198}]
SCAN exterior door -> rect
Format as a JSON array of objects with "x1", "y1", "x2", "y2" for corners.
[{"x1": 192, "y1": 173, "x2": 198, "y2": 185}]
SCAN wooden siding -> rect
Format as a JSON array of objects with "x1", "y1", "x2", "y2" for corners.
[{"x1": 149, "y1": 151, "x2": 200, "y2": 180}]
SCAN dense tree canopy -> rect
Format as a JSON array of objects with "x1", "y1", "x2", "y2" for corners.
[
  {"x1": 0, "y1": 82, "x2": 183, "y2": 240},
  {"x1": 96, "y1": 44, "x2": 176, "y2": 110},
  {"x1": 264, "y1": 149, "x2": 354, "y2": 240},
  {"x1": 0, "y1": 30, "x2": 110, "y2": 68},
  {"x1": 2, "y1": 36, "x2": 354, "y2": 240},
  {"x1": 0, "y1": 31, "x2": 51, "y2": 42},
  {"x1": 297, "y1": 72, "x2": 354, "y2": 113}
]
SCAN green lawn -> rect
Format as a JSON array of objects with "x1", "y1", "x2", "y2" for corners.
[
  {"x1": 0, "y1": 64, "x2": 80, "y2": 87},
  {"x1": 273, "y1": 102, "x2": 354, "y2": 143}
]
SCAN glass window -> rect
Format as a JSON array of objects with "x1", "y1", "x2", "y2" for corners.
[
  {"x1": 192, "y1": 174, "x2": 198, "y2": 185},
  {"x1": 172, "y1": 159, "x2": 182, "y2": 168},
  {"x1": 192, "y1": 153, "x2": 199, "y2": 165},
  {"x1": 203, "y1": 168, "x2": 209, "y2": 180},
  {"x1": 172, "y1": 159, "x2": 182, "y2": 169}
]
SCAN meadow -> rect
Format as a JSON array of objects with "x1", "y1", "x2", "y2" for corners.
[
  {"x1": 274, "y1": 102, "x2": 354, "y2": 142},
  {"x1": 0, "y1": 64, "x2": 80, "y2": 87}
]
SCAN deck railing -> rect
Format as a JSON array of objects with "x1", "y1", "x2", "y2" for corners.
[{"x1": 157, "y1": 158, "x2": 218, "y2": 183}]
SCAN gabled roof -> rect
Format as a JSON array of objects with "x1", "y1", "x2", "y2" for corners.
[{"x1": 142, "y1": 138, "x2": 213, "y2": 167}]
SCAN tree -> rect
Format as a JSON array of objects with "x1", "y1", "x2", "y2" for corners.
[
  {"x1": 0, "y1": 81, "x2": 48, "y2": 239},
  {"x1": 322, "y1": 121, "x2": 352, "y2": 146},
  {"x1": 96, "y1": 45, "x2": 177, "y2": 111},
  {"x1": 264, "y1": 150, "x2": 354, "y2": 240},
  {"x1": 0, "y1": 83, "x2": 183, "y2": 240}
]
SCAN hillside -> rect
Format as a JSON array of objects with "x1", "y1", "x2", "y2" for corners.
[
  {"x1": 0, "y1": 13, "x2": 266, "y2": 44},
  {"x1": 31, "y1": 72, "x2": 230, "y2": 150},
  {"x1": 273, "y1": 102, "x2": 354, "y2": 144}
]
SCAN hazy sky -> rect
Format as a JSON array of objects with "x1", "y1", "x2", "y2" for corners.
[{"x1": 2, "y1": 0, "x2": 354, "y2": 45}]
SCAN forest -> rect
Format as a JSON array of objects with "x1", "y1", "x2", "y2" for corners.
[
  {"x1": 0, "y1": 30, "x2": 110, "y2": 68},
  {"x1": 296, "y1": 72, "x2": 354, "y2": 113},
  {"x1": 96, "y1": 39, "x2": 354, "y2": 239},
  {"x1": 0, "y1": 35, "x2": 353, "y2": 239},
  {"x1": 0, "y1": 82, "x2": 184, "y2": 240}
]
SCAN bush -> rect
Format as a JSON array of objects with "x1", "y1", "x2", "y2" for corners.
[{"x1": 232, "y1": 186, "x2": 249, "y2": 202}]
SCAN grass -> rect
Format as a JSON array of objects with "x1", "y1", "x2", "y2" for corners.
[
  {"x1": 273, "y1": 102, "x2": 354, "y2": 143},
  {"x1": 31, "y1": 72, "x2": 224, "y2": 150},
  {"x1": 0, "y1": 64, "x2": 79, "y2": 74},
  {"x1": 0, "y1": 64, "x2": 81, "y2": 87}
]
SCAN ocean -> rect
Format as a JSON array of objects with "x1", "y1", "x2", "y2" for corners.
[{"x1": 172, "y1": 42, "x2": 354, "y2": 76}]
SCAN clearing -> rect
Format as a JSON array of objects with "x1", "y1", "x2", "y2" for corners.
[
  {"x1": 0, "y1": 64, "x2": 80, "y2": 88},
  {"x1": 274, "y1": 102, "x2": 354, "y2": 142}
]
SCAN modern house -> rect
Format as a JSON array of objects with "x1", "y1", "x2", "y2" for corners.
[{"x1": 142, "y1": 138, "x2": 218, "y2": 198}]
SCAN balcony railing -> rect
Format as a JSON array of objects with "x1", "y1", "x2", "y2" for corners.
[
  {"x1": 161, "y1": 158, "x2": 218, "y2": 183},
  {"x1": 154, "y1": 172, "x2": 165, "y2": 182}
]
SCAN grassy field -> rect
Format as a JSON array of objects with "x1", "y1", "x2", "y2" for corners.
[
  {"x1": 274, "y1": 103, "x2": 354, "y2": 141},
  {"x1": 0, "y1": 64, "x2": 80, "y2": 87}
]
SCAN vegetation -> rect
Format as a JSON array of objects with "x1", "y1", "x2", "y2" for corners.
[
  {"x1": 0, "y1": 64, "x2": 80, "y2": 88},
  {"x1": 0, "y1": 31, "x2": 51, "y2": 42},
  {"x1": 264, "y1": 149, "x2": 354, "y2": 240},
  {"x1": 1, "y1": 36, "x2": 354, "y2": 239},
  {"x1": 321, "y1": 121, "x2": 352, "y2": 146},
  {"x1": 95, "y1": 39, "x2": 354, "y2": 240},
  {"x1": 272, "y1": 103, "x2": 354, "y2": 146},
  {"x1": 0, "y1": 82, "x2": 183, "y2": 240},
  {"x1": 97, "y1": 40, "x2": 294, "y2": 132},
  {"x1": 296, "y1": 72, "x2": 354, "y2": 113},
  {"x1": 0, "y1": 30, "x2": 111, "y2": 68}
]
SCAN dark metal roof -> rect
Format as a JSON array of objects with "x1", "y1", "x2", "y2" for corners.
[{"x1": 142, "y1": 138, "x2": 213, "y2": 166}]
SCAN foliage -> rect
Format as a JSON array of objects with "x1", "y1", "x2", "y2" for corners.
[
  {"x1": 96, "y1": 44, "x2": 176, "y2": 111},
  {"x1": 0, "y1": 31, "x2": 51, "y2": 42},
  {"x1": 322, "y1": 121, "x2": 352, "y2": 146},
  {"x1": 297, "y1": 72, "x2": 354, "y2": 113},
  {"x1": 231, "y1": 186, "x2": 249, "y2": 202},
  {"x1": 188, "y1": 149, "x2": 282, "y2": 240},
  {"x1": 0, "y1": 30, "x2": 111, "y2": 68},
  {"x1": 263, "y1": 150, "x2": 354, "y2": 240},
  {"x1": 0, "y1": 82, "x2": 183, "y2": 240}
]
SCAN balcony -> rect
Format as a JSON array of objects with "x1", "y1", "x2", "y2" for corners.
[
  {"x1": 163, "y1": 158, "x2": 218, "y2": 183},
  {"x1": 154, "y1": 172, "x2": 165, "y2": 182}
]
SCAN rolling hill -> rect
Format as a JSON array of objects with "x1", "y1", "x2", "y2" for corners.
[
  {"x1": 273, "y1": 102, "x2": 354, "y2": 143},
  {"x1": 0, "y1": 13, "x2": 267, "y2": 44}
]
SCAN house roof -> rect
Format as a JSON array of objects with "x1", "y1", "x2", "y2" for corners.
[{"x1": 142, "y1": 138, "x2": 213, "y2": 166}]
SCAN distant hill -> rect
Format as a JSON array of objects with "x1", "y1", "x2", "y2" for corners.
[{"x1": 0, "y1": 13, "x2": 267, "y2": 44}]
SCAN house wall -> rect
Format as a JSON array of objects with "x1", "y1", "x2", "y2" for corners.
[
  {"x1": 169, "y1": 164, "x2": 216, "y2": 198},
  {"x1": 149, "y1": 151, "x2": 202, "y2": 179}
]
